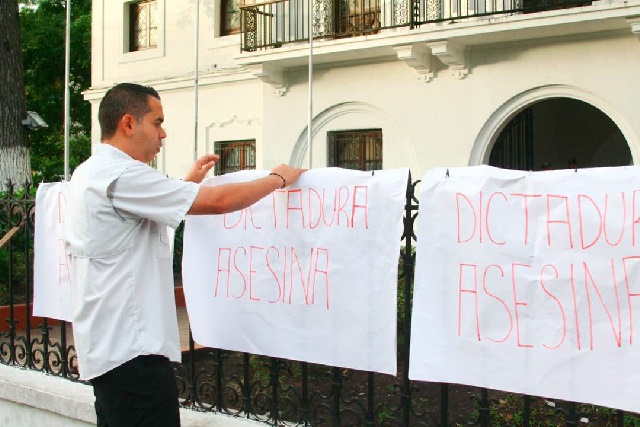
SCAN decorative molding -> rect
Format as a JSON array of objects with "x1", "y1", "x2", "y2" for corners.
[
  {"x1": 450, "y1": 68, "x2": 469, "y2": 79},
  {"x1": 627, "y1": 16, "x2": 640, "y2": 41},
  {"x1": 427, "y1": 40, "x2": 468, "y2": 79},
  {"x1": 245, "y1": 64, "x2": 288, "y2": 96},
  {"x1": 393, "y1": 44, "x2": 434, "y2": 82},
  {"x1": 207, "y1": 115, "x2": 261, "y2": 129},
  {"x1": 204, "y1": 115, "x2": 262, "y2": 164},
  {"x1": 274, "y1": 86, "x2": 289, "y2": 96}
]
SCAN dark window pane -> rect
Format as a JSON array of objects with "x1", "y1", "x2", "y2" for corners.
[
  {"x1": 221, "y1": 0, "x2": 241, "y2": 35},
  {"x1": 327, "y1": 129, "x2": 382, "y2": 171},
  {"x1": 129, "y1": 1, "x2": 158, "y2": 52},
  {"x1": 214, "y1": 140, "x2": 257, "y2": 175},
  {"x1": 335, "y1": 0, "x2": 381, "y2": 37}
]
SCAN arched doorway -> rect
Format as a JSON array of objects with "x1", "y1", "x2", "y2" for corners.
[{"x1": 489, "y1": 98, "x2": 631, "y2": 171}]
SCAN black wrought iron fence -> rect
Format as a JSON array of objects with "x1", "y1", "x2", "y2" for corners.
[
  {"x1": 0, "y1": 181, "x2": 77, "y2": 379},
  {"x1": 1, "y1": 178, "x2": 639, "y2": 426},
  {"x1": 240, "y1": 0, "x2": 592, "y2": 51}
]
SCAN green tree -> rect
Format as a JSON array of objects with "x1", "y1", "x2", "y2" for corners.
[{"x1": 20, "y1": 0, "x2": 91, "y2": 182}]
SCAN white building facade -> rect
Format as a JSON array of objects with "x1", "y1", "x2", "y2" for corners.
[{"x1": 85, "y1": 0, "x2": 640, "y2": 178}]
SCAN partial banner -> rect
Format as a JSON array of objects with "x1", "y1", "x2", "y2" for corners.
[
  {"x1": 182, "y1": 167, "x2": 409, "y2": 375},
  {"x1": 410, "y1": 165, "x2": 640, "y2": 413},
  {"x1": 33, "y1": 182, "x2": 72, "y2": 321}
]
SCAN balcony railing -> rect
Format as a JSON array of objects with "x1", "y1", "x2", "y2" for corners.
[{"x1": 240, "y1": 0, "x2": 592, "y2": 51}]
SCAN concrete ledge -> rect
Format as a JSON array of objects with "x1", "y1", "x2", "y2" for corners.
[
  {"x1": 0, "y1": 363, "x2": 94, "y2": 424},
  {"x1": 0, "y1": 364, "x2": 265, "y2": 427}
]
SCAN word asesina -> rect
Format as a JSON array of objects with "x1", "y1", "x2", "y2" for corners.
[
  {"x1": 214, "y1": 245, "x2": 331, "y2": 309},
  {"x1": 457, "y1": 256, "x2": 640, "y2": 351}
]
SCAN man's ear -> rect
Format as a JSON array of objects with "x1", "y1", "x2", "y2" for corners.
[{"x1": 120, "y1": 114, "x2": 136, "y2": 137}]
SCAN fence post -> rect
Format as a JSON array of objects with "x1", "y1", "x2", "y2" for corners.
[{"x1": 400, "y1": 174, "x2": 417, "y2": 426}]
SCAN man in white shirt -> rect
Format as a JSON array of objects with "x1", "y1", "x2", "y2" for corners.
[{"x1": 65, "y1": 83, "x2": 304, "y2": 426}]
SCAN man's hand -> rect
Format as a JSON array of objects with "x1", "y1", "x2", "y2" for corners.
[
  {"x1": 270, "y1": 164, "x2": 307, "y2": 188},
  {"x1": 184, "y1": 154, "x2": 219, "y2": 183}
]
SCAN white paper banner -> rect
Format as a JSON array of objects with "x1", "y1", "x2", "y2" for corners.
[
  {"x1": 33, "y1": 182, "x2": 72, "y2": 321},
  {"x1": 183, "y1": 168, "x2": 409, "y2": 375},
  {"x1": 410, "y1": 165, "x2": 640, "y2": 413}
]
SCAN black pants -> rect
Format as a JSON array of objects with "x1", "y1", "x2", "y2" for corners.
[{"x1": 91, "y1": 355, "x2": 180, "y2": 427}]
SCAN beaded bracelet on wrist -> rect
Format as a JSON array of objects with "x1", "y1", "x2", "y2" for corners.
[{"x1": 269, "y1": 172, "x2": 286, "y2": 189}]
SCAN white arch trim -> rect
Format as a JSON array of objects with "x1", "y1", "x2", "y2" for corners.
[
  {"x1": 469, "y1": 84, "x2": 638, "y2": 166},
  {"x1": 290, "y1": 101, "x2": 418, "y2": 175}
]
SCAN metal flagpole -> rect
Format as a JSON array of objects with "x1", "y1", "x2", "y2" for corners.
[
  {"x1": 63, "y1": 0, "x2": 71, "y2": 180},
  {"x1": 307, "y1": 0, "x2": 314, "y2": 168},
  {"x1": 194, "y1": 0, "x2": 200, "y2": 162}
]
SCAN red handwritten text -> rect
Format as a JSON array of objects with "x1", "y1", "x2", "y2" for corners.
[
  {"x1": 456, "y1": 190, "x2": 639, "y2": 248},
  {"x1": 269, "y1": 186, "x2": 369, "y2": 230},
  {"x1": 214, "y1": 245, "x2": 331, "y2": 309},
  {"x1": 456, "y1": 256, "x2": 640, "y2": 350}
]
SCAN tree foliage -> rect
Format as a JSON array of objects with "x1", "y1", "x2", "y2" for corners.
[{"x1": 20, "y1": 0, "x2": 91, "y2": 182}]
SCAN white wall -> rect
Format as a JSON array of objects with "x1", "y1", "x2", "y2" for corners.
[
  {"x1": 93, "y1": 0, "x2": 240, "y2": 86},
  {"x1": 0, "y1": 364, "x2": 268, "y2": 427},
  {"x1": 159, "y1": 78, "x2": 264, "y2": 177},
  {"x1": 258, "y1": 31, "x2": 640, "y2": 178},
  {"x1": 87, "y1": 1, "x2": 640, "y2": 180}
]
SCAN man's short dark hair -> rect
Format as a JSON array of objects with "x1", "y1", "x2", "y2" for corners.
[{"x1": 98, "y1": 83, "x2": 160, "y2": 140}]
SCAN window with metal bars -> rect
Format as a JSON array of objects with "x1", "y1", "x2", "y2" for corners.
[
  {"x1": 334, "y1": 0, "x2": 381, "y2": 37},
  {"x1": 129, "y1": 0, "x2": 158, "y2": 52},
  {"x1": 489, "y1": 108, "x2": 533, "y2": 171},
  {"x1": 214, "y1": 140, "x2": 256, "y2": 175},
  {"x1": 327, "y1": 129, "x2": 382, "y2": 171}
]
